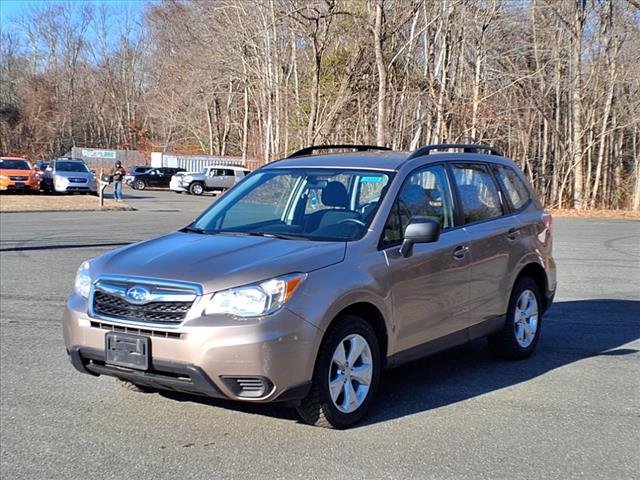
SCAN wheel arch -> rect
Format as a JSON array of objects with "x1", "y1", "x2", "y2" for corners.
[
  {"x1": 329, "y1": 302, "x2": 389, "y2": 368},
  {"x1": 513, "y1": 262, "x2": 549, "y2": 312}
]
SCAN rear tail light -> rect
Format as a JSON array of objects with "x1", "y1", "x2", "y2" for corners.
[{"x1": 542, "y1": 211, "x2": 553, "y2": 235}]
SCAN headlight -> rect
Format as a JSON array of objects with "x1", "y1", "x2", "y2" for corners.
[
  {"x1": 74, "y1": 260, "x2": 92, "y2": 298},
  {"x1": 204, "y1": 273, "x2": 306, "y2": 318},
  {"x1": 0, "y1": 175, "x2": 7, "y2": 181},
  {"x1": 55, "y1": 176, "x2": 68, "y2": 187}
]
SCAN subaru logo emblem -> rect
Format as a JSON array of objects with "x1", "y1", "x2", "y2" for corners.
[{"x1": 125, "y1": 285, "x2": 151, "y2": 305}]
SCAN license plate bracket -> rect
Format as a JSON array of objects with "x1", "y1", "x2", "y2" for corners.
[{"x1": 105, "y1": 332, "x2": 150, "y2": 370}]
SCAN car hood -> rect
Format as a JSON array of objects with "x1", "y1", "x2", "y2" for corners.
[{"x1": 93, "y1": 231, "x2": 346, "y2": 294}]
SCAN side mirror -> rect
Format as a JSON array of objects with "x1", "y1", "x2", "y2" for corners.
[{"x1": 399, "y1": 217, "x2": 441, "y2": 258}]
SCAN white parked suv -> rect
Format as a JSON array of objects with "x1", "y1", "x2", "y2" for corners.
[
  {"x1": 169, "y1": 171, "x2": 195, "y2": 194},
  {"x1": 179, "y1": 166, "x2": 251, "y2": 195}
]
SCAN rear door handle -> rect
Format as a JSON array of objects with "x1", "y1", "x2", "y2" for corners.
[
  {"x1": 453, "y1": 245, "x2": 467, "y2": 260},
  {"x1": 507, "y1": 228, "x2": 520, "y2": 240}
]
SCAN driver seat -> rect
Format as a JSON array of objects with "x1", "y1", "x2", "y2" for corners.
[{"x1": 308, "y1": 181, "x2": 360, "y2": 232}]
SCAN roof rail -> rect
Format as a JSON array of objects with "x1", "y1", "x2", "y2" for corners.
[
  {"x1": 406, "y1": 143, "x2": 502, "y2": 161},
  {"x1": 287, "y1": 144, "x2": 392, "y2": 158}
]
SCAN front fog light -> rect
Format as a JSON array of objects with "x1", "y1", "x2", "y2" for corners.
[{"x1": 74, "y1": 261, "x2": 92, "y2": 298}]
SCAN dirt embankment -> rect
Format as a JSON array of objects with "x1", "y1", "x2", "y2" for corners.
[
  {"x1": 0, "y1": 194, "x2": 132, "y2": 213},
  {"x1": 548, "y1": 209, "x2": 640, "y2": 220}
]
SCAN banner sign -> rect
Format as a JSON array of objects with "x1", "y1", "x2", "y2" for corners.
[{"x1": 82, "y1": 149, "x2": 116, "y2": 159}]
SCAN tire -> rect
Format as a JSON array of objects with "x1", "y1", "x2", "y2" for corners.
[
  {"x1": 189, "y1": 182, "x2": 205, "y2": 196},
  {"x1": 489, "y1": 276, "x2": 542, "y2": 360},
  {"x1": 297, "y1": 315, "x2": 381, "y2": 429},
  {"x1": 116, "y1": 378, "x2": 157, "y2": 393},
  {"x1": 134, "y1": 179, "x2": 146, "y2": 190}
]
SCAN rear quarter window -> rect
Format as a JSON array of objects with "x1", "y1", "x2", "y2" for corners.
[{"x1": 493, "y1": 165, "x2": 531, "y2": 210}]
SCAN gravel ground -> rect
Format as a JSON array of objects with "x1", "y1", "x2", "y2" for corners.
[{"x1": 1, "y1": 190, "x2": 638, "y2": 480}]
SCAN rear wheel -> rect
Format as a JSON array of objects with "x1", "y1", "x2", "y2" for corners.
[
  {"x1": 297, "y1": 315, "x2": 380, "y2": 429},
  {"x1": 489, "y1": 276, "x2": 542, "y2": 359},
  {"x1": 134, "y1": 179, "x2": 146, "y2": 190},
  {"x1": 116, "y1": 378, "x2": 157, "y2": 393},
  {"x1": 189, "y1": 182, "x2": 205, "y2": 196}
]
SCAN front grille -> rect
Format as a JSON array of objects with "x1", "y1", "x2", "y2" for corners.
[
  {"x1": 69, "y1": 177, "x2": 87, "y2": 183},
  {"x1": 93, "y1": 289, "x2": 192, "y2": 325},
  {"x1": 9, "y1": 176, "x2": 28, "y2": 181}
]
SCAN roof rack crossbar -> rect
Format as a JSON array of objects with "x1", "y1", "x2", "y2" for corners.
[
  {"x1": 406, "y1": 143, "x2": 502, "y2": 161},
  {"x1": 287, "y1": 144, "x2": 392, "y2": 158}
]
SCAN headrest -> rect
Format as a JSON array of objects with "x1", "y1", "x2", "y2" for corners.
[{"x1": 322, "y1": 181, "x2": 349, "y2": 208}]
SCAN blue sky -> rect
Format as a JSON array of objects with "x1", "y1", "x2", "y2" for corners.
[{"x1": 0, "y1": 0, "x2": 149, "y2": 26}]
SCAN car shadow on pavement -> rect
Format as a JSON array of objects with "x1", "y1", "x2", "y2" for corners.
[
  {"x1": 158, "y1": 299, "x2": 640, "y2": 427},
  {"x1": 361, "y1": 298, "x2": 639, "y2": 427},
  {"x1": 104, "y1": 193, "x2": 153, "y2": 200}
]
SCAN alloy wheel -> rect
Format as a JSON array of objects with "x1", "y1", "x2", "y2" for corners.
[
  {"x1": 328, "y1": 334, "x2": 373, "y2": 413},
  {"x1": 514, "y1": 289, "x2": 539, "y2": 348}
]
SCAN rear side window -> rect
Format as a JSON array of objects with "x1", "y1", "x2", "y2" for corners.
[
  {"x1": 493, "y1": 165, "x2": 531, "y2": 210},
  {"x1": 382, "y1": 165, "x2": 454, "y2": 247},
  {"x1": 451, "y1": 164, "x2": 503, "y2": 224}
]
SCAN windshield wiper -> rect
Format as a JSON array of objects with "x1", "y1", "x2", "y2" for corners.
[
  {"x1": 181, "y1": 226, "x2": 211, "y2": 234},
  {"x1": 247, "y1": 231, "x2": 310, "y2": 241}
]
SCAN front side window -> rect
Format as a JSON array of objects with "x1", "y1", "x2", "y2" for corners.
[
  {"x1": 493, "y1": 164, "x2": 531, "y2": 210},
  {"x1": 452, "y1": 163, "x2": 503, "y2": 224},
  {"x1": 382, "y1": 165, "x2": 454, "y2": 247},
  {"x1": 190, "y1": 168, "x2": 392, "y2": 241}
]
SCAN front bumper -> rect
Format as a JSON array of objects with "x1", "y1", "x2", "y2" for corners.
[
  {"x1": 63, "y1": 294, "x2": 319, "y2": 403},
  {"x1": 0, "y1": 179, "x2": 39, "y2": 191},
  {"x1": 54, "y1": 182, "x2": 97, "y2": 193},
  {"x1": 170, "y1": 181, "x2": 188, "y2": 192}
]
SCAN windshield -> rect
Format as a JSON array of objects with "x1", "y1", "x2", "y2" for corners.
[
  {"x1": 57, "y1": 161, "x2": 89, "y2": 172},
  {"x1": 190, "y1": 168, "x2": 392, "y2": 241},
  {"x1": 0, "y1": 159, "x2": 30, "y2": 170}
]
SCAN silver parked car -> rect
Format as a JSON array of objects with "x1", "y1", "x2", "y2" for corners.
[
  {"x1": 64, "y1": 143, "x2": 556, "y2": 428},
  {"x1": 44, "y1": 158, "x2": 97, "y2": 194},
  {"x1": 179, "y1": 165, "x2": 251, "y2": 195}
]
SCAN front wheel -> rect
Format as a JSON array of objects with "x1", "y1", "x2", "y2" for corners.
[
  {"x1": 297, "y1": 315, "x2": 381, "y2": 429},
  {"x1": 134, "y1": 180, "x2": 146, "y2": 190},
  {"x1": 489, "y1": 276, "x2": 542, "y2": 359},
  {"x1": 189, "y1": 182, "x2": 205, "y2": 196}
]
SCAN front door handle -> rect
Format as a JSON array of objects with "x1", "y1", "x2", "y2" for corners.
[
  {"x1": 453, "y1": 245, "x2": 467, "y2": 260},
  {"x1": 507, "y1": 228, "x2": 520, "y2": 240}
]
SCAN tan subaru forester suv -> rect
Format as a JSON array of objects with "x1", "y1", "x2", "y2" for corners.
[{"x1": 64, "y1": 143, "x2": 556, "y2": 428}]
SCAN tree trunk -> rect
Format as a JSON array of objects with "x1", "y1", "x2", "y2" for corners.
[
  {"x1": 373, "y1": 0, "x2": 387, "y2": 146},
  {"x1": 571, "y1": 0, "x2": 586, "y2": 209}
]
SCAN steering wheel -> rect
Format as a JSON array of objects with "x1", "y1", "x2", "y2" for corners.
[
  {"x1": 338, "y1": 218, "x2": 366, "y2": 227},
  {"x1": 359, "y1": 201, "x2": 377, "y2": 214}
]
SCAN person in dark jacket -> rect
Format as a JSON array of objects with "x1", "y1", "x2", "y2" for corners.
[{"x1": 111, "y1": 161, "x2": 126, "y2": 201}]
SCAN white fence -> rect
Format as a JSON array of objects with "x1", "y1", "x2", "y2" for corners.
[{"x1": 151, "y1": 153, "x2": 256, "y2": 172}]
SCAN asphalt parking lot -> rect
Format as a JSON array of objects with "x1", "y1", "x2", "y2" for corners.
[{"x1": 1, "y1": 189, "x2": 639, "y2": 480}]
